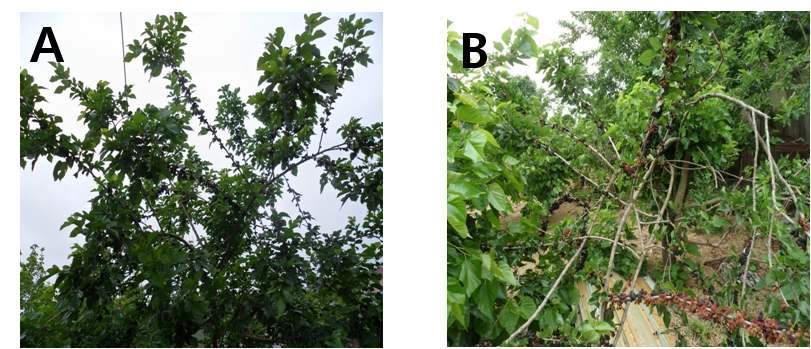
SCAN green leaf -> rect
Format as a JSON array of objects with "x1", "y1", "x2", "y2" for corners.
[
  {"x1": 501, "y1": 29, "x2": 513, "y2": 44},
  {"x1": 463, "y1": 140, "x2": 485, "y2": 163},
  {"x1": 52, "y1": 161, "x2": 68, "y2": 180},
  {"x1": 518, "y1": 296, "x2": 537, "y2": 319},
  {"x1": 697, "y1": 13, "x2": 719, "y2": 30},
  {"x1": 475, "y1": 281, "x2": 496, "y2": 321},
  {"x1": 503, "y1": 155, "x2": 519, "y2": 166},
  {"x1": 455, "y1": 104, "x2": 492, "y2": 124},
  {"x1": 448, "y1": 40, "x2": 463, "y2": 66},
  {"x1": 577, "y1": 320, "x2": 613, "y2": 343},
  {"x1": 470, "y1": 128, "x2": 500, "y2": 149},
  {"x1": 526, "y1": 15, "x2": 539, "y2": 29},
  {"x1": 448, "y1": 279, "x2": 467, "y2": 304},
  {"x1": 537, "y1": 309, "x2": 557, "y2": 337},
  {"x1": 579, "y1": 327, "x2": 599, "y2": 344},
  {"x1": 648, "y1": 37, "x2": 662, "y2": 51},
  {"x1": 312, "y1": 29, "x2": 326, "y2": 40},
  {"x1": 455, "y1": 93, "x2": 477, "y2": 106},
  {"x1": 592, "y1": 320, "x2": 613, "y2": 333},
  {"x1": 498, "y1": 300, "x2": 520, "y2": 332},
  {"x1": 516, "y1": 35, "x2": 537, "y2": 56},
  {"x1": 450, "y1": 303, "x2": 468, "y2": 328},
  {"x1": 493, "y1": 260, "x2": 518, "y2": 286},
  {"x1": 684, "y1": 242, "x2": 699, "y2": 256},
  {"x1": 448, "y1": 178, "x2": 483, "y2": 201},
  {"x1": 273, "y1": 297, "x2": 286, "y2": 317},
  {"x1": 638, "y1": 49, "x2": 657, "y2": 66},
  {"x1": 459, "y1": 259, "x2": 482, "y2": 296},
  {"x1": 448, "y1": 198, "x2": 470, "y2": 238},
  {"x1": 480, "y1": 253, "x2": 493, "y2": 280},
  {"x1": 487, "y1": 183, "x2": 510, "y2": 212}
]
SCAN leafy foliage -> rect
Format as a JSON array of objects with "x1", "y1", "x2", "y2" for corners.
[
  {"x1": 20, "y1": 246, "x2": 68, "y2": 347},
  {"x1": 20, "y1": 13, "x2": 381, "y2": 347},
  {"x1": 448, "y1": 12, "x2": 809, "y2": 346}
]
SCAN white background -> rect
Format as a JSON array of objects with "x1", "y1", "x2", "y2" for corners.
[{"x1": 2, "y1": 1, "x2": 810, "y2": 349}]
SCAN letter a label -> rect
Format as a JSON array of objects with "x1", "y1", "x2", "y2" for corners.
[{"x1": 30, "y1": 27, "x2": 64, "y2": 62}]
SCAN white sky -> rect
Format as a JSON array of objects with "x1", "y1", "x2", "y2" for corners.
[
  {"x1": 19, "y1": 12, "x2": 383, "y2": 268},
  {"x1": 451, "y1": 11, "x2": 598, "y2": 83}
]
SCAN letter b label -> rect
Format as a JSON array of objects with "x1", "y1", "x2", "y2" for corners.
[{"x1": 462, "y1": 33, "x2": 487, "y2": 68}]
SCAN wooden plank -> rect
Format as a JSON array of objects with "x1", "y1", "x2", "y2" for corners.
[{"x1": 576, "y1": 275, "x2": 676, "y2": 347}]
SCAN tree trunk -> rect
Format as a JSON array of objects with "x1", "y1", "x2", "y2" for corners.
[{"x1": 663, "y1": 154, "x2": 691, "y2": 265}]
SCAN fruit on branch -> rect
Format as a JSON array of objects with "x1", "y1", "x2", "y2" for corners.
[
  {"x1": 799, "y1": 217, "x2": 809, "y2": 233},
  {"x1": 608, "y1": 291, "x2": 807, "y2": 344},
  {"x1": 621, "y1": 163, "x2": 636, "y2": 177},
  {"x1": 175, "y1": 70, "x2": 241, "y2": 169},
  {"x1": 645, "y1": 122, "x2": 658, "y2": 137}
]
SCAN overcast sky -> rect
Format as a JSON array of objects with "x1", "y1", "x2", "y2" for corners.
[
  {"x1": 450, "y1": 11, "x2": 598, "y2": 81},
  {"x1": 20, "y1": 12, "x2": 383, "y2": 268}
]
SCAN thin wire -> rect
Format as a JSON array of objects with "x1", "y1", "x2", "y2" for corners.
[{"x1": 119, "y1": 12, "x2": 128, "y2": 89}]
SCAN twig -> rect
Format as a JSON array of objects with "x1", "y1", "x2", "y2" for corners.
[
  {"x1": 738, "y1": 220, "x2": 757, "y2": 305},
  {"x1": 504, "y1": 221, "x2": 593, "y2": 344},
  {"x1": 607, "y1": 135, "x2": 622, "y2": 160},
  {"x1": 640, "y1": 219, "x2": 673, "y2": 226},
  {"x1": 573, "y1": 235, "x2": 640, "y2": 260},
  {"x1": 761, "y1": 109, "x2": 790, "y2": 224},
  {"x1": 661, "y1": 164, "x2": 677, "y2": 219},
  {"x1": 144, "y1": 197, "x2": 194, "y2": 250},
  {"x1": 751, "y1": 110, "x2": 759, "y2": 212},
  {"x1": 696, "y1": 32, "x2": 724, "y2": 93},
  {"x1": 244, "y1": 332, "x2": 275, "y2": 342},
  {"x1": 539, "y1": 143, "x2": 628, "y2": 207},
  {"x1": 175, "y1": 69, "x2": 242, "y2": 170},
  {"x1": 668, "y1": 159, "x2": 753, "y2": 184},
  {"x1": 765, "y1": 212, "x2": 791, "y2": 306},
  {"x1": 650, "y1": 182, "x2": 662, "y2": 214},
  {"x1": 549, "y1": 123, "x2": 617, "y2": 172},
  {"x1": 264, "y1": 142, "x2": 347, "y2": 186},
  {"x1": 603, "y1": 160, "x2": 657, "y2": 304},
  {"x1": 181, "y1": 203, "x2": 203, "y2": 245},
  {"x1": 119, "y1": 13, "x2": 128, "y2": 90},
  {"x1": 158, "y1": 231, "x2": 195, "y2": 250},
  {"x1": 689, "y1": 92, "x2": 770, "y2": 120},
  {"x1": 610, "y1": 210, "x2": 651, "y2": 346}
]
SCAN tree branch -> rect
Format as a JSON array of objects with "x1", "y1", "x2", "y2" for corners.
[
  {"x1": 265, "y1": 142, "x2": 347, "y2": 185},
  {"x1": 695, "y1": 92, "x2": 805, "y2": 228}
]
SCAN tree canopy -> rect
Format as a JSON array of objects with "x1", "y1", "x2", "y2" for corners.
[{"x1": 21, "y1": 12, "x2": 382, "y2": 347}]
